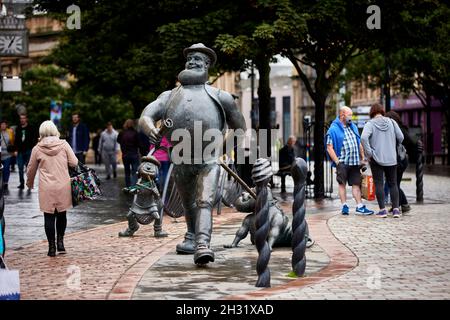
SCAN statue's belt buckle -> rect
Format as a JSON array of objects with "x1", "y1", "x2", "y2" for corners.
[{"x1": 163, "y1": 118, "x2": 173, "y2": 128}]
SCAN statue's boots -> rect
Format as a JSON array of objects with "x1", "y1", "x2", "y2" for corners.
[
  {"x1": 193, "y1": 206, "x2": 214, "y2": 265},
  {"x1": 176, "y1": 232, "x2": 196, "y2": 254},
  {"x1": 118, "y1": 212, "x2": 139, "y2": 237},
  {"x1": 194, "y1": 244, "x2": 214, "y2": 265},
  {"x1": 154, "y1": 219, "x2": 168, "y2": 238},
  {"x1": 155, "y1": 230, "x2": 168, "y2": 238},
  {"x1": 118, "y1": 226, "x2": 139, "y2": 237}
]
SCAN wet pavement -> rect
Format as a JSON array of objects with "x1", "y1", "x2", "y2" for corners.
[
  {"x1": 2, "y1": 161, "x2": 450, "y2": 300},
  {"x1": 3, "y1": 164, "x2": 131, "y2": 250},
  {"x1": 133, "y1": 218, "x2": 328, "y2": 300}
]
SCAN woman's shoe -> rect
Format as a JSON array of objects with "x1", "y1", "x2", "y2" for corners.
[
  {"x1": 48, "y1": 241, "x2": 56, "y2": 257},
  {"x1": 57, "y1": 236, "x2": 66, "y2": 254},
  {"x1": 392, "y1": 208, "x2": 401, "y2": 218},
  {"x1": 401, "y1": 204, "x2": 411, "y2": 213},
  {"x1": 376, "y1": 209, "x2": 388, "y2": 218}
]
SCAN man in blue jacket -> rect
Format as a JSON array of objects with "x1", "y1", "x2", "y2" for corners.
[
  {"x1": 326, "y1": 106, "x2": 374, "y2": 215},
  {"x1": 68, "y1": 112, "x2": 90, "y2": 164}
]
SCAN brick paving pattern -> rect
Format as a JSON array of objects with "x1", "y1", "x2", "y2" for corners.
[
  {"x1": 5, "y1": 209, "x2": 248, "y2": 299},
  {"x1": 3, "y1": 167, "x2": 450, "y2": 300},
  {"x1": 266, "y1": 204, "x2": 450, "y2": 300}
]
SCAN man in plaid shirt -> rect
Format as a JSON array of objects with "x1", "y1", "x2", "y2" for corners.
[{"x1": 326, "y1": 106, "x2": 374, "y2": 215}]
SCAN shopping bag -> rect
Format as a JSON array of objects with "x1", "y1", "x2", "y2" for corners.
[
  {"x1": 361, "y1": 173, "x2": 375, "y2": 201},
  {"x1": 0, "y1": 256, "x2": 20, "y2": 300},
  {"x1": 69, "y1": 163, "x2": 102, "y2": 207}
]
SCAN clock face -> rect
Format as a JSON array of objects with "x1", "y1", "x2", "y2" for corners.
[{"x1": 0, "y1": 35, "x2": 24, "y2": 55}]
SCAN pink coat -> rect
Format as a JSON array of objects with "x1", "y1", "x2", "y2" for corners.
[
  {"x1": 27, "y1": 136, "x2": 79, "y2": 214},
  {"x1": 149, "y1": 136, "x2": 171, "y2": 162}
]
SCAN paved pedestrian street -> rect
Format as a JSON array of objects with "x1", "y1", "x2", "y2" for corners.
[{"x1": 2, "y1": 167, "x2": 450, "y2": 300}]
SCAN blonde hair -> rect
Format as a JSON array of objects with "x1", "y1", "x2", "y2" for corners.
[
  {"x1": 39, "y1": 120, "x2": 60, "y2": 139},
  {"x1": 123, "y1": 119, "x2": 135, "y2": 130}
]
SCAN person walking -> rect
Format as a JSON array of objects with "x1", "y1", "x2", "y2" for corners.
[
  {"x1": 68, "y1": 112, "x2": 90, "y2": 164},
  {"x1": 98, "y1": 122, "x2": 119, "y2": 180},
  {"x1": 386, "y1": 110, "x2": 413, "y2": 213},
  {"x1": 118, "y1": 119, "x2": 140, "y2": 187},
  {"x1": 0, "y1": 166, "x2": 5, "y2": 266},
  {"x1": 326, "y1": 106, "x2": 374, "y2": 216},
  {"x1": 277, "y1": 135, "x2": 297, "y2": 193},
  {"x1": 1, "y1": 120, "x2": 15, "y2": 191},
  {"x1": 92, "y1": 129, "x2": 102, "y2": 165},
  {"x1": 149, "y1": 135, "x2": 171, "y2": 191},
  {"x1": 361, "y1": 103, "x2": 404, "y2": 218},
  {"x1": 26, "y1": 121, "x2": 79, "y2": 256},
  {"x1": 9, "y1": 125, "x2": 17, "y2": 173},
  {"x1": 14, "y1": 114, "x2": 38, "y2": 189}
]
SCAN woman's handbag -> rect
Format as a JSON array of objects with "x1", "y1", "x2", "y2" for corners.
[
  {"x1": 0, "y1": 133, "x2": 15, "y2": 153},
  {"x1": 69, "y1": 163, "x2": 102, "y2": 207},
  {"x1": 0, "y1": 256, "x2": 20, "y2": 300},
  {"x1": 397, "y1": 143, "x2": 407, "y2": 163}
]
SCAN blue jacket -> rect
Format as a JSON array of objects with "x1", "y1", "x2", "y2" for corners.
[
  {"x1": 325, "y1": 117, "x2": 361, "y2": 167},
  {"x1": 68, "y1": 122, "x2": 90, "y2": 153}
]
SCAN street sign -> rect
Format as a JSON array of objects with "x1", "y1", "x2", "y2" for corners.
[{"x1": 1, "y1": 76, "x2": 22, "y2": 91}]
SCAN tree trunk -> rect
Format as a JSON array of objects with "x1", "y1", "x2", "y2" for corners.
[
  {"x1": 255, "y1": 55, "x2": 272, "y2": 157},
  {"x1": 446, "y1": 107, "x2": 450, "y2": 165},
  {"x1": 425, "y1": 94, "x2": 432, "y2": 164},
  {"x1": 445, "y1": 95, "x2": 450, "y2": 165},
  {"x1": 313, "y1": 97, "x2": 326, "y2": 199},
  {"x1": 384, "y1": 55, "x2": 391, "y2": 112}
]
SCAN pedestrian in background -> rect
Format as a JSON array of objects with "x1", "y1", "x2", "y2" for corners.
[
  {"x1": 277, "y1": 135, "x2": 297, "y2": 193},
  {"x1": 326, "y1": 106, "x2": 374, "y2": 216},
  {"x1": 99, "y1": 122, "x2": 119, "y2": 180},
  {"x1": 118, "y1": 119, "x2": 140, "y2": 187},
  {"x1": 150, "y1": 136, "x2": 171, "y2": 191},
  {"x1": 138, "y1": 130, "x2": 150, "y2": 157},
  {"x1": 68, "y1": 112, "x2": 90, "y2": 164},
  {"x1": 361, "y1": 103, "x2": 404, "y2": 218},
  {"x1": 0, "y1": 172, "x2": 5, "y2": 266},
  {"x1": 9, "y1": 124, "x2": 17, "y2": 173},
  {"x1": 386, "y1": 110, "x2": 413, "y2": 213},
  {"x1": 92, "y1": 129, "x2": 102, "y2": 165},
  {"x1": 14, "y1": 114, "x2": 38, "y2": 189},
  {"x1": 26, "y1": 121, "x2": 79, "y2": 257},
  {"x1": 1, "y1": 120, "x2": 15, "y2": 191}
]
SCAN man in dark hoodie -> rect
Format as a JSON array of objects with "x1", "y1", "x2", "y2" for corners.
[
  {"x1": 14, "y1": 114, "x2": 38, "y2": 189},
  {"x1": 326, "y1": 106, "x2": 374, "y2": 216}
]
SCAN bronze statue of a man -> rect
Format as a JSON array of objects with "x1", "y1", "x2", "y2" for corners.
[{"x1": 139, "y1": 43, "x2": 246, "y2": 265}]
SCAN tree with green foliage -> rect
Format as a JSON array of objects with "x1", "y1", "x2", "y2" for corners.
[
  {"x1": 34, "y1": 0, "x2": 447, "y2": 197},
  {"x1": 266, "y1": 0, "x2": 439, "y2": 198},
  {"x1": 35, "y1": 0, "x2": 249, "y2": 118},
  {"x1": 345, "y1": 1, "x2": 450, "y2": 163},
  {"x1": 1, "y1": 65, "x2": 67, "y2": 127}
]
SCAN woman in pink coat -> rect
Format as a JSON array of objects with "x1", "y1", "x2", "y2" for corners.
[{"x1": 27, "y1": 121, "x2": 79, "y2": 257}]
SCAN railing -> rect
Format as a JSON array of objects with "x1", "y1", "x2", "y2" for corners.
[{"x1": 303, "y1": 121, "x2": 333, "y2": 199}]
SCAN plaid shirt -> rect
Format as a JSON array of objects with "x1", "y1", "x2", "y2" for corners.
[{"x1": 327, "y1": 125, "x2": 360, "y2": 166}]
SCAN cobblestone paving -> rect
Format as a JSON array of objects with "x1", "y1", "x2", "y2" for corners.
[
  {"x1": 3, "y1": 165, "x2": 131, "y2": 250},
  {"x1": 3, "y1": 163, "x2": 450, "y2": 300},
  {"x1": 267, "y1": 204, "x2": 450, "y2": 300},
  {"x1": 5, "y1": 210, "x2": 250, "y2": 299}
]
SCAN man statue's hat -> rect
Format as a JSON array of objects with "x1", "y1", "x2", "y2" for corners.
[{"x1": 183, "y1": 43, "x2": 217, "y2": 67}]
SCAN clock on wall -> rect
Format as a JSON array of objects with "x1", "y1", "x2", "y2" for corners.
[{"x1": 0, "y1": 30, "x2": 28, "y2": 57}]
